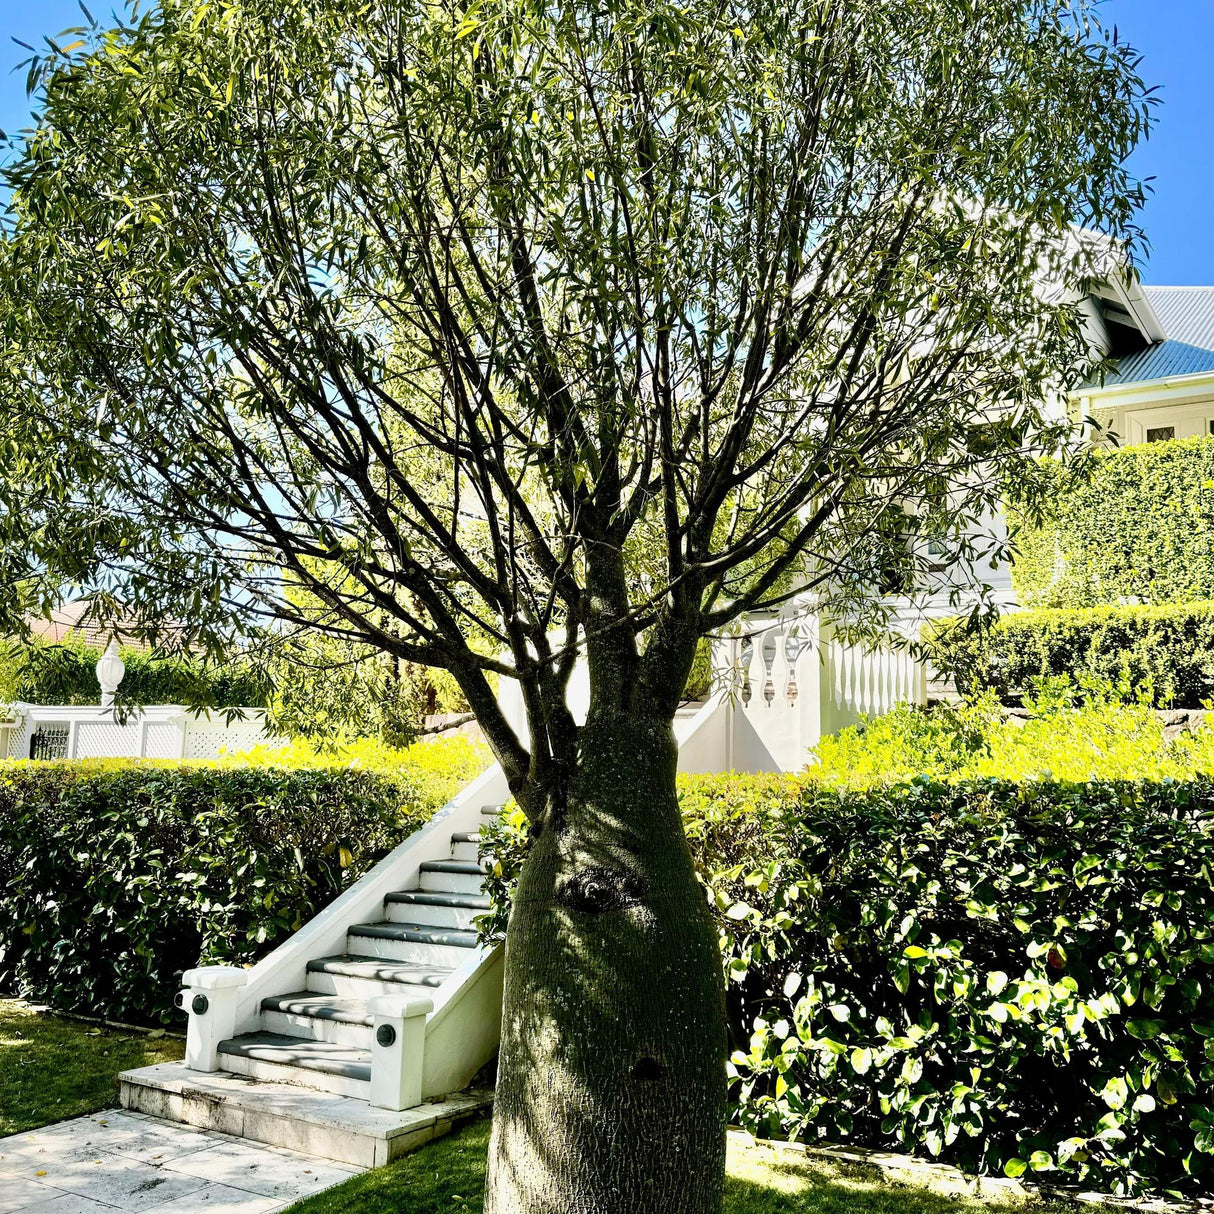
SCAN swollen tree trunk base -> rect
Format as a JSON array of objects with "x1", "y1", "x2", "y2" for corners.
[{"x1": 485, "y1": 716, "x2": 727, "y2": 1214}]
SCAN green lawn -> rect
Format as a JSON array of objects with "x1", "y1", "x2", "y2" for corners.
[
  {"x1": 285, "y1": 1117, "x2": 1112, "y2": 1214},
  {"x1": 0, "y1": 998, "x2": 184, "y2": 1134},
  {"x1": 0, "y1": 1003, "x2": 1114, "y2": 1214}
]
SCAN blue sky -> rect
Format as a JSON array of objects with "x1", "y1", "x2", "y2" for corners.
[{"x1": 0, "y1": 0, "x2": 1211, "y2": 283}]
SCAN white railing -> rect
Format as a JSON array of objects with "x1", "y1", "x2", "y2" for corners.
[
  {"x1": 718, "y1": 611, "x2": 927, "y2": 772},
  {"x1": 820, "y1": 639, "x2": 927, "y2": 738}
]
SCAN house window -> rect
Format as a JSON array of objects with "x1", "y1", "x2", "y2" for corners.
[
  {"x1": 1147, "y1": 426, "x2": 1176, "y2": 443},
  {"x1": 29, "y1": 725, "x2": 69, "y2": 761}
]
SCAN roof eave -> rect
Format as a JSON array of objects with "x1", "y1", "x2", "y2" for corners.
[{"x1": 1072, "y1": 365, "x2": 1214, "y2": 402}]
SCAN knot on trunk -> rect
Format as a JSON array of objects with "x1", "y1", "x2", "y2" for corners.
[
  {"x1": 631, "y1": 1056, "x2": 665, "y2": 1083},
  {"x1": 556, "y1": 865, "x2": 646, "y2": 915}
]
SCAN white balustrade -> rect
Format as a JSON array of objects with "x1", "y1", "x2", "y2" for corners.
[{"x1": 716, "y1": 611, "x2": 927, "y2": 772}]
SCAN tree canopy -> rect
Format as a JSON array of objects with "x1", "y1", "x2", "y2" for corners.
[{"x1": 0, "y1": 0, "x2": 1154, "y2": 791}]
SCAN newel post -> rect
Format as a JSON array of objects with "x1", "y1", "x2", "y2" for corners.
[
  {"x1": 178, "y1": 965, "x2": 247, "y2": 1071},
  {"x1": 370, "y1": 993, "x2": 433, "y2": 1111}
]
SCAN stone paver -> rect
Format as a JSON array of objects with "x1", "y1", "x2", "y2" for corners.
[{"x1": 0, "y1": 1113, "x2": 361, "y2": 1214}]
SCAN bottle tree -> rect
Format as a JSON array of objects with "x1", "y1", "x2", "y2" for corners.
[{"x1": 0, "y1": 1, "x2": 1152, "y2": 1209}]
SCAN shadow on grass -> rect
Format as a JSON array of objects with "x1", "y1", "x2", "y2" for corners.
[
  {"x1": 0, "y1": 998, "x2": 184, "y2": 1135},
  {"x1": 285, "y1": 1117, "x2": 1113, "y2": 1214}
]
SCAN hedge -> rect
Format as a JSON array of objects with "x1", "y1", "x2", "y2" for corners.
[
  {"x1": 0, "y1": 736, "x2": 488, "y2": 1024},
  {"x1": 482, "y1": 767, "x2": 1214, "y2": 1196},
  {"x1": 1011, "y1": 436, "x2": 1214, "y2": 608},
  {"x1": 924, "y1": 600, "x2": 1214, "y2": 707},
  {"x1": 0, "y1": 638, "x2": 267, "y2": 708}
]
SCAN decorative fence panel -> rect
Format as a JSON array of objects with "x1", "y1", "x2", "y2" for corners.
[{"x1": 0, "y1": 704, "x2": 281, "y2": 762}]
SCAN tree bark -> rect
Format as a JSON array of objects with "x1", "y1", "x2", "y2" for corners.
[{"x1": 485, "y1": 712, "x2": 727, "y2": 1214}]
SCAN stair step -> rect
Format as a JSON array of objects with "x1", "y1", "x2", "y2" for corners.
[
  {"x1": 305, "y1": 954, "x2": 454, "y2": 999},
  {"x1": 218, "y1": 1032, "x2": 370, "y2": 1097},
  {"x1": 347, "y1": 921, "x2": 480, "y2": 966},
  {"x1": 450, "y1": 833, "x2": 482, "y2": 862},
  {"x1": 350, "y1": 921, "x2": 480, "y2": 948},
  {"x1": 419, "y1": 859, "x2": 486, "y2": 895},
  {"x1": 384, "y1": 890, "x2": 490, "y2": 930},
  {"x1": 386, "y1": 890, "x2": 492, "y2": 909},
  {"x1": 120, "y1": 1062, "x2": 493, "y2": 1168},
  {"x1": 480, "y1": 805, "x2": 506, "y2": 817},
  {"x1": 261, "y1": 993, "x2": 376, "y2": 1025},
  {"x1": 259, "y1": 992, "x2": 375, "y2": 1047}
]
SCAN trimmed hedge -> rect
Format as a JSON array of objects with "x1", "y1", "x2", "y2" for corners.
[
  {"x1": 483, "y1": 768, "x2": 1214, "y2": 1196},
  {"x1": 1011, "y1": 436, "x2": 1214, "y2": 608},
  {"x1": 808, "y1": 697, "x2": 1214, "y2": 785},
  {"x1": 925, "y1": 601, "x2": 1214, "y2": 707},
  {"x1": 0, "y1": 737, "x2": 488, "y2": 1024},
  {"x1": 0, "y1": 638, "x2": 267, "y2": 708}
]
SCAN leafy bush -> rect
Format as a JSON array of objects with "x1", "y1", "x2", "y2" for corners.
[
  {"x1": 693, "y1": 776, "x2": 1214, "y2": 1196},
  {"x1": 0, "y1": 735, "x2": 488, "y2": 1024},
  {"x1": 809, "y1": 694, "x2": 1214, "y2": 785},
  {"x1": 484, "y1": 743, "x2": 1214, "y2": 1194},
  {"x1": 230, "y1": 732, "x2": 490, "y2": 802},
  {"x1": 925, "y1": 601, "x2": 1214, "y2": 707},
  {"x1": 1011, "y1": 436, "x2": 1214, "y2": 608},
  {"x1": 0, "y1": 638, "x2": 267, "y2": 709}
]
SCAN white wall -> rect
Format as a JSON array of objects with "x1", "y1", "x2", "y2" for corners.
[{"x1": 1, "y1": 704, "x2": 280, "y2": 762}]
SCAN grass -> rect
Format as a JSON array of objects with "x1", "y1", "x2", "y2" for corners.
[
  {"x1": 284, "y1": 1117, "x2": 1115, "y2": 1214},
  {"x1": 0, "y1": 1004, "x2": 1117, "y2": 1212},
  {"x1": 0, "y1": 998, "x2": 184, "y2": 1135}
]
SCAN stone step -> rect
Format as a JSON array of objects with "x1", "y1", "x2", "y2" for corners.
[
  {"x1": 261, "y1": 992, "x2": 375, "y2": 1048},
  {"x1": 418, "y1": 859, "x2": 486, "y2": 896},
  {"x1": 384, "y1": 890, "x2": 490, "y2": 931},
  {"x1": 449, "y1": 833, "x2": 482, "y2": 863},
  {"x1": 120, "y1": 1061, "x2": 492, "y2": 1168},
  {"x1": 218, "y1": 1032, "x2": 371, "y2": 1098},
  {"x1": 305, "y1": 954, "x2": 454, "y2": 999},
  {"x1": 346, "y1": 921, "x2": 480, "y2": 968},
  {"x1": 480, "y1": 805, "x2": 505, "y2": 818}
]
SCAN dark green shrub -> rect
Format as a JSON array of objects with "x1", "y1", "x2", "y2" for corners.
[
  {"x1": 1011, "y1": 437, "x2": 1214, "y2": 608},
  {"x1": 0, "y1": 762, "x2": 441, "y2": 1024},
  {"x1": 925, "y1": 601, "x2": 1214, "y2": 706},
  {"x1": 485, "y1": 771, "x2": 1214, "y2": 1195}
]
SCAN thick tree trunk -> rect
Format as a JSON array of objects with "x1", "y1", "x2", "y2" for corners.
[{"x1": 485, "y1": 712, "x2": 727, "y2": 1214}]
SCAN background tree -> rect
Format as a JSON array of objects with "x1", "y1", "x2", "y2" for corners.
[{"x1": 0, "y1": 1, "x2": 1153, "y2": 1210}]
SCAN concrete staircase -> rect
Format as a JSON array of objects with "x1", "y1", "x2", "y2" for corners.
[
  {"x1": 119, "y1": 771, "x2": 510, "y2": 1168},
  {"x1": 213, "y1": 819, "x2": 494, "y2": 1097}
]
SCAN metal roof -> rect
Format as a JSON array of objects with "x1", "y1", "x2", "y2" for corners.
[{"x1": 1099, "y1": 286, "x2": 1214, "y2": 386}]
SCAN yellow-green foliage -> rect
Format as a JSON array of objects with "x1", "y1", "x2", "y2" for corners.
[
  {"x1": 224, "y1": 732, "x2": 490, "y2": 803},
  {"x1": 808, "y1": 695, "x2": 1214, "y2": 787},
  {"x1": 1, "y1": 732, "x2": 490, "y2": 815}
]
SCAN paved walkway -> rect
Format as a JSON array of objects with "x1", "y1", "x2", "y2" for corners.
[{"x1": 0, "y1": 1111, "x2": 361, "y2": 1213}]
